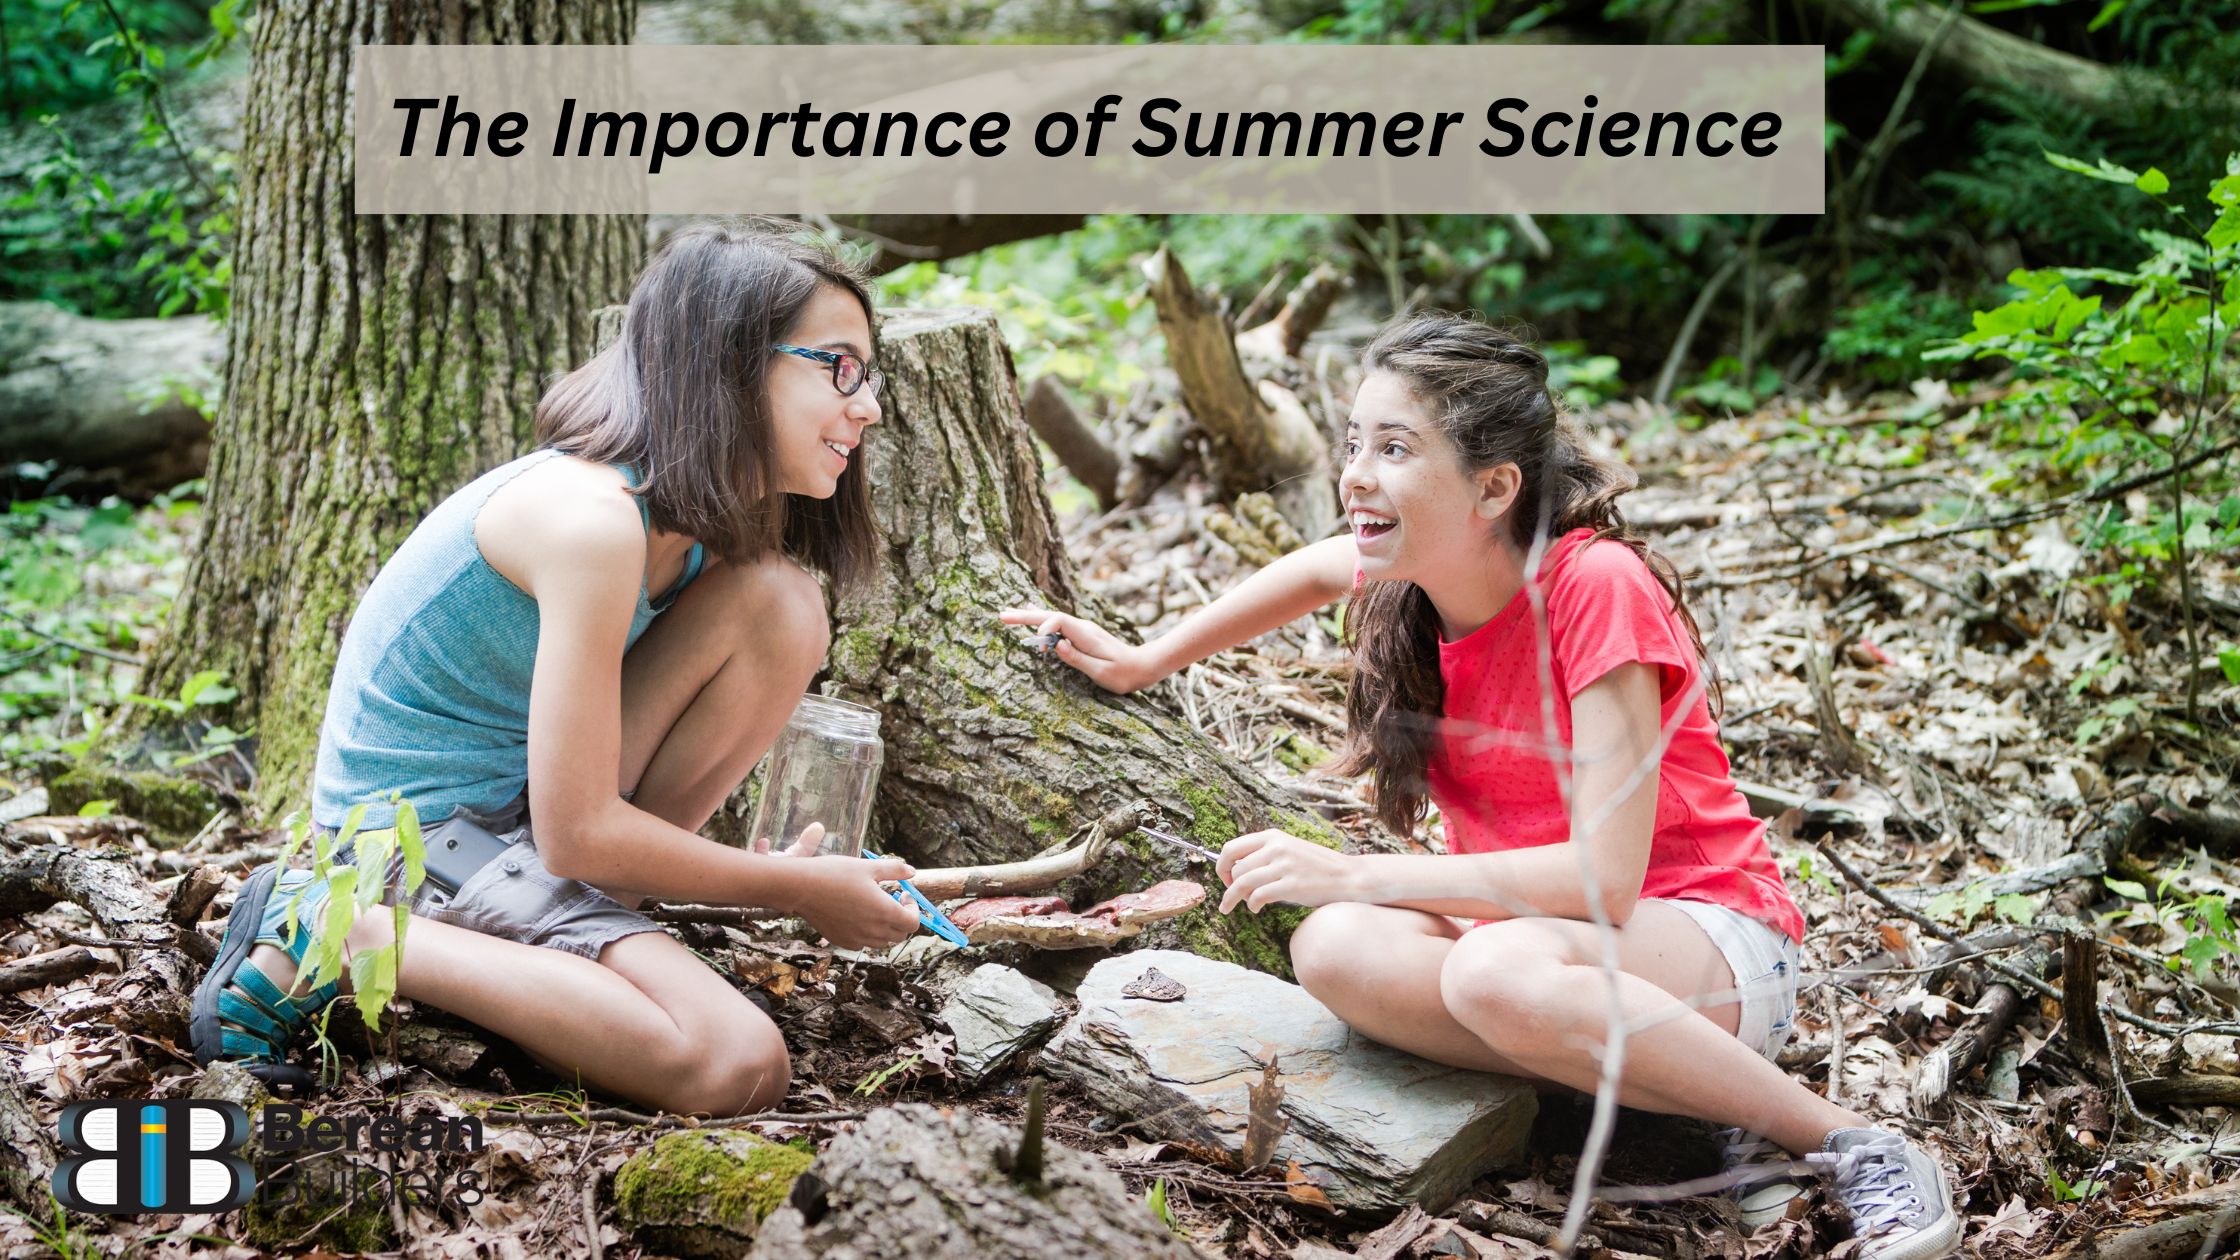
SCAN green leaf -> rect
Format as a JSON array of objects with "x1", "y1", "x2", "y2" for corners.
[
  {"x1": 2104, "y1": 876, "x2": 2149, "y2": 901},
  {"x1": 2219, "y1": 645, "x2": 2240, "y2": 686},
  {"x1": 2208, "y1": 207, "x2": 2240, "y2": 253},
  {"x1": 2042, "y1": 150, "x2": 2140, "y2": 185},
  {"x1": 2085, "y1": 0, "x2": 2127, "y2": 30},
  {"x1": 1994, "y1": 893, "x2": 2040, "y2": 924},
  {"x1": 75, "y1": 798, "x2": 116, "y2": 818},
  {"x1": 396, "y1": 800, "x2": 427, "y2": 895},
  {"x1": 2134, "y1": 167, "x2": 2169, "y2": 196},
  {"x1": 1147, "y1": 1177, "x2": 1175, "y2": 1230},
  {"x1": 176, "y1": 670, "x2": 218, "y2": 705}
]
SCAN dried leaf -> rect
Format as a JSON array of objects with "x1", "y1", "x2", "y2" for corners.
[
  {"x1": 732, "y1": 953, "x2": 802, "y2": 998},
  {"x1": 1241, "y1": 1056, "x2": 1288, "y2": 1172},
  {"x1": 1282, "y1": 1158, "x2": 1336, "y2": 1212},
  {"x1": 1111, "y1": 1137, "x2": 1170, "y2": 1164}
]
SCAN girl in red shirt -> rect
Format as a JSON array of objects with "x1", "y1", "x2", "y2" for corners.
[{"x1": 1004, "y1": 313, "x2": 1958, "y2": 1260}]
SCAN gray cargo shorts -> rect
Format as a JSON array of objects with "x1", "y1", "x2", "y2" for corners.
[{"x1": 341, "y1": 797, "x2": 664, "y2": 962}]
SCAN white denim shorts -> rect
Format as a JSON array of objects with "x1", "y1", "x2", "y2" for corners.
[{"x1": 1660, "y1": 897, "x2": 1801, "y2": 1061}]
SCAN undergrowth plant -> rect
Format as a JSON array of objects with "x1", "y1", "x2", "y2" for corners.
[
  {"x1": 1926, "y1": 149, "x2": 2239, "y2": 720},
  {"x1": 275, "y1": 795, "x2": 427, "y2": 1083}
]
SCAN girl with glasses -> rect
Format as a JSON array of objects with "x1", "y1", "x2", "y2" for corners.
[{"x1": 193, "y1": 222, "x2": 917, "y2": 1115}]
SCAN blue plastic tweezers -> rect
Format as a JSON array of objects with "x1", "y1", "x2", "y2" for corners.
[{"x1": 864, "y1": 851, "x2": 971, "y2": 947}]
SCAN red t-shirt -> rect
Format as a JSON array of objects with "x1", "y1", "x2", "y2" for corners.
[{"x1": 1371, "y1": 528, "x2": 1804, "y2": 943}]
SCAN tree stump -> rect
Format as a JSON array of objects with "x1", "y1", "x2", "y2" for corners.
[
  {"x1": 1143, "y1": 247, "x2": 1338, "y2": 534},
  {"x1": 747, "y1": 1103, "x2": 1196, "y2": 1260},
  {"x1": 803, "y1": 308, "x2": 1357, "y2": 973}
]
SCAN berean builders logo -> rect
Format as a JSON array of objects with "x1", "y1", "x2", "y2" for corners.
[
  {"x1": 51, "y1": 1099, "x2": 488, "y2": 1217},
  {"x1": 51, "y1": 1100, "x2": 257, "y2": 1214}
]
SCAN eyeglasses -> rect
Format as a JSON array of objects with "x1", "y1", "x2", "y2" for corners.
[{"x1": 773, "y1": 344, "x2": 884, "y2": 398}]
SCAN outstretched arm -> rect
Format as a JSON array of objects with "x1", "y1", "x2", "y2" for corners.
[{"x1": 1001, "y1": 532, "x2": 1357, "y2": 693}]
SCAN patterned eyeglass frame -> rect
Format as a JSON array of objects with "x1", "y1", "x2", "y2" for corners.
[{"x1": 772, "y1": 344, "x2": 884, "y2": 398}]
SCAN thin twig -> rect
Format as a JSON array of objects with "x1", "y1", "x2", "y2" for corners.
[
  {"x1": 92, "y1": 0, "x2": 221, "y2": 206},
  {"x1": 501, "y1": 1107, "x2": 868, "y2": 1129},
  {"x1": 0, "y1": 608, "x2": 145, "y2": 666}
]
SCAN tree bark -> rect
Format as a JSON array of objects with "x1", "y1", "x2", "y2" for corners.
[
  {"x1": 0, "y1": 301, "x2": 222, "y2": 497},
  {"x1": 810, "y1": 309, "x2": 1357, "y2": 973},
  {"x1": 748, "y1": 1103, "x2": 1198, "y2": 1260},
  {"x1": 135, "y1": 0, "x2": 642, "y2": 820}
]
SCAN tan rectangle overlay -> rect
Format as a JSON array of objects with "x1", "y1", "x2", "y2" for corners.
[{"x1": 355, "y1": 45, "x2": 1822, "y2": 215}]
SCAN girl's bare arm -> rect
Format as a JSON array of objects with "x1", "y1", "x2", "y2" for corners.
[
  {"x1": 1362, "y1": 662, "x2": 1665, "y2": 924},
  {"x1": 1001, "y1": 533, "x2": 1357, "y2": 693},
  {"x1": 495, "y1": 480, "x2": 915, "y2": 947}
]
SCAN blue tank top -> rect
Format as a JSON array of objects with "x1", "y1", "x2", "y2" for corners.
[{"x1": 311, "y1": 448, "x2": 705, "y2": 828}]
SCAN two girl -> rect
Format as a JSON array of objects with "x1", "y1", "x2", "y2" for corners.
[
  {"x1": 193, "y1": 223, "x2": 920, "y2": 1114},
  {"x1": 1005, "y1": 313, "x2": 1960, "y2": 1260}
]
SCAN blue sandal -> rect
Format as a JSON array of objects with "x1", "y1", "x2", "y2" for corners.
[{"x1": 190, "y1": 862, "x2": 341, "y2": 1090}]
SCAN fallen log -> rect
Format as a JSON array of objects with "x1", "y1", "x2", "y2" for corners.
[
  {"x1": 0, "y1": 300, "x2": 222, "y2": 497},
  {"x1": 1911, "y1": 942, "x2": 2053, "y2": 1109},
  {"x1": 0, "y1": 1051, "x2": 60, "y2": 1208},
  {"x1": 1022, "y1": 376, "x2": 1119, "y2": 510},
  {"x1": 2128, "y1": 1074, "x2": 2240, "y2": 1109},
  {"x1": 1800, "y1": 0, "x2": 2229, "y2": 118},
  {"x1": 959, "y1": 880, "x2": 1206, "y2": 949},
  {"x1": 0, "y1": 843, "x2": 204, "y2": 1038},
  {"x1": 2048, "y1": 1182, "x2": 2240, "y2": 1260}
]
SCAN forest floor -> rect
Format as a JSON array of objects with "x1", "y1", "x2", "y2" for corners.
[{"x1": 3, "y1": 379, "x2": 2238, "y2": 1259}]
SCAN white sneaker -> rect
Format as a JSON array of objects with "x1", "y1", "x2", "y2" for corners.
[
  {"x1": 1714, "y1": 1127, "x2": 1808, "y2": 1227},
  {"x1": 1812, "y1": 1127, "x2": 1961, "y2": 1260}
]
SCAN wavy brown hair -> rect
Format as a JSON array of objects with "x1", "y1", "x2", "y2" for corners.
[
  {"x1": 534, "y1": 218, "x2": 878, "y2": 592},
  {"x1": 1330, "y1": 312, "x2": 1718, "y2": 835}
]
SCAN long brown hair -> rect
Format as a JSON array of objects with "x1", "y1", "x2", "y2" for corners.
[
  {"x1": 534, "y1": 218, "x2": 878, "y2": 591},
  {"x1": 1331, "y1": 312, "x2": 1718, "y2": 835}
]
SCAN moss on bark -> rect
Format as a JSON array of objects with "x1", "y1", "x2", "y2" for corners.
[
  {"x1": 46, "y1": 764, "x2": 221, "y2": 845},
  {"x1": 614, "y1": 1131, "x2": 814, "y2": 1258}
]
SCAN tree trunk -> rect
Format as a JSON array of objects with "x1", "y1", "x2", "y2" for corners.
[
  {"x1": 135, "y1": 0, "x2": 642, "y2": 820},
  {"x1": 812, "y1": 308, "x2": 1360, "y2": 974}
]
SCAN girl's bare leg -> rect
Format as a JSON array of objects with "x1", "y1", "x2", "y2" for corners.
[
  {"x1": 243, "y1": 554, "x2": 828, "y2": 1114},
  {"x1": 1291, "y1": 900, "x2": 1867, "y2": 1154}
]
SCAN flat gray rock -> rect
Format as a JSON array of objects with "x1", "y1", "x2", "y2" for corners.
[
  {"x1": 939, "y1": 963, "x2": 1064, "y2": 1084},
  {"x1": 1042, "y1": 950, "x2": 1535, "y2": 1215}
]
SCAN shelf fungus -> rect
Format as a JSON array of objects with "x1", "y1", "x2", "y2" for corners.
[{"x1": 950, "y1": 880, "x2": 1207, "y2": 949}]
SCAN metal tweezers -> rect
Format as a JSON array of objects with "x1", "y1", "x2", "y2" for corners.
[{"x1": 1140, "y1": 825, "x2": 1220, "y2": 864}]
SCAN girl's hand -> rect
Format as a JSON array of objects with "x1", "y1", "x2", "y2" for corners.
[
  {"x1": 791, "y1": 853, "x2": 923, "y2": 950},
  {"x1": 1216, "y1": 830, "x2": 1359, "y2": 914},
  {"x1": 998, "y1": 607, "x2": 1161, "y2": 693},
  {"x1": 751, "y1": 820, "x2": 827, "y2": 857}
]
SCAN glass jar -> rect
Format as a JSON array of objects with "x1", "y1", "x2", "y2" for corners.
[{"x1": 748, "y1": 694, "x2": 885, "y2": 859}]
